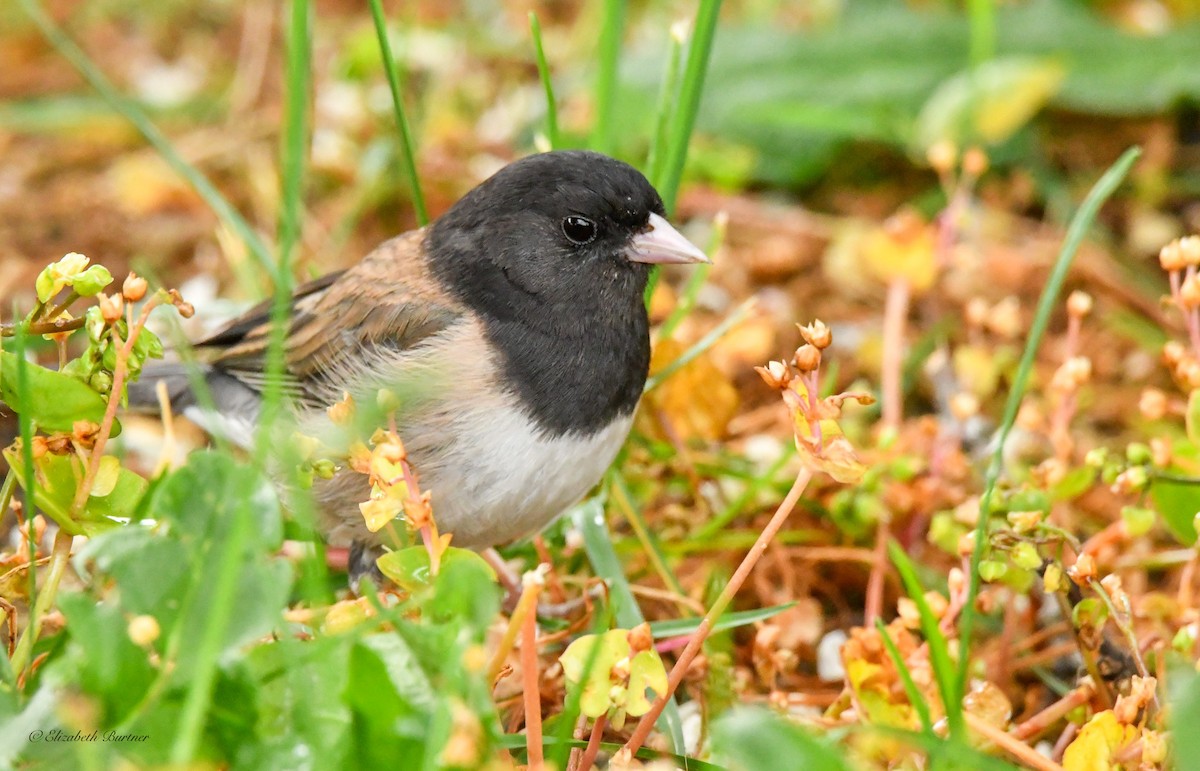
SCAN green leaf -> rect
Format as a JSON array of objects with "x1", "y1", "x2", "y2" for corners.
[
  {"x1": 0, "y1": 350, "x2": 114, "y2": 435},
  {"x1": 1172, "y1": 670, "x2": 1200, "y2": 765},
  {"x1": 915, "y1": 57, "x2": 1064, "y2": 149},
  {"x1": 1150, "y1": 442, "x2": 1200, "y2": 546},
  {"x1": 560, "y1": 630, "x2": 631, "y2": 719},
  {"x1": 1, "y1": 448, "x2": 145, "y2": 534},
  {"x1": 712, "y1": 706, "x2": 852, "y2": 771},
  {"x1": 647, "y1": 602, "x2": 796, "y2": 638},
  {"x1": 71, "y1": 264, "x2": 113, "y2": 297},
  {"x1": 376, "y1": 545, "x2": 496, "y2": 592}
]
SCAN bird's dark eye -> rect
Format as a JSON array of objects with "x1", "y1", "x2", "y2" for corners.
[{"x1": 562, "y1": 216, "x2": 597, "y2": 245}]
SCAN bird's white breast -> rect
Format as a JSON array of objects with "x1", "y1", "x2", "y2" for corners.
[{"x1": 414, "y1": 405, "x2": 633, "y2": 549}]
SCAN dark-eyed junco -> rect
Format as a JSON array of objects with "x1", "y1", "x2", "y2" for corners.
[{"x1": 130, "y1": 150, "x2": 708, "y2": 570}]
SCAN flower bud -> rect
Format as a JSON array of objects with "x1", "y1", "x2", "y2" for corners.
[
  {"x1": 1138, "y1": 388, "x2": 1167, "y2": 421},
  {"x1": 1159, "y1": 240, "x2": 1186, "y2": 272},
  {"x1": 128, "y1": 614, "x2": 161, "y2": 646},
  {"x1": 962, "y1": 146, "x2": 988, "y2": 177},
  {"x1": 1181, "y1": 274, "x2": 1200, "y2": 309},
  {"x1": 926, "y1": 140, "x2": 957, "y2": 175},
  {"x1": 122, "y1": 272, "x2": 148, "y2": 302},
  {"x1": 1066, "y1": 290, "x2": 1093, "y2": 317},
  {"x1": 98, "y1": 292, "x2": 123, "y2": 323},
  {"x1": 1068, "y1": 553, "x2": 1097, "y2": 584},
  {"x1": 799, "y1": 319, "x2": 832, "y2": 349},
  {"x1": 1181, "y1": 235, "x2": 1200, "y2": 267},
  {"x1": 793, "y1": 344, "x2": 821, "y2": 372},
  {"x1": 755, "y1": 360, "x2": 792, "y2": 390}
]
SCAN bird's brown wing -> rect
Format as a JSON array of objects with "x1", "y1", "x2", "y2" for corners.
[{"x1": 198, "y1": 229, "x2": 464, "y2": 405}]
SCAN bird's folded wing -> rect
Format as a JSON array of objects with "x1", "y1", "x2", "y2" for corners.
[{"x1": 196, "y1": 230, "x2": 463, "y2": 406}]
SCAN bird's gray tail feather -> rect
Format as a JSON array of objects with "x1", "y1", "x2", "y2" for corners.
[{"x1": 127, "y1": 362, "x2": 261, "y2": 424}]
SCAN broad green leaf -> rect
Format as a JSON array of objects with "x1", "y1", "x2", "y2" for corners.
[
  {"x1": 712, "y1": 706, "x2": 852, "y2": 771},
  {"x1": 1, "y1": 448, "x2": 145, "y2": 534},
  {"x1": 560, "y1": 630, "x2": 633, "y2": 719},
  {"x1": 376, "y1": 545, "x2": 496, "y2": 592},
  {"x1": 915, "y1": 57, "x2": 1064, "y2": 149},
  {"x1": 1150, "y1": 439, "x2": 1200, "y2": 545},
  {"x1": 0, "y1": 350, "x2": 115, "y2": 435},
  {"x1": 1172, "y1": 671, "x2": 1200, "y2": 765}
]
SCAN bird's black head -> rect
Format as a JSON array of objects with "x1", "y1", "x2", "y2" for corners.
[
  {"x1": 427, "y1": 150, "x2": 706, "y2": 322},
  {"x1": 426, "y1": 151, "x2": 707, "y2": 436}
]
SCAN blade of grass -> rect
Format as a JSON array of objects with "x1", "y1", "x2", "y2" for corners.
[
  {"x1": 611, "y1": 472, "x2": 685, "y2": 598},
  {"x1": 172, "y1": 1, "x2": 311, "y2": 763},
  {"x1": 955, "y1": 146, "x2": 1141, "y2": 717},
  {"x1": 262, "y1": 0, "x2": 330, "y2": 607},
  {"x1": 590, "y1": 0, "x2": 627, "y2": 155},
  {"x1": 169, "y1": 474, "x2": 256, "y2": 764},
  {"x1": 875, "y1": 619, "x2": 934, "y2": 735},
  {"x1": 528, "y1": 11, "x2": 559, "y2": 150},
  {"x1": 649, "y1": 602, "x2": 796, "y2": 638},
  {"x1": 570, "y1": 496, "x2": 687, "y2": 754},
  {"x1": 367, "y1": 0, "x2": 428, "y2": 226},
  {"x1": 966, "y1": 0, "x2": 997, "y2": 69},
  {"x1": 258, "y1": 0, "x2": 307, "y2": 459},
  {"x1": 693, "y1": 444, "x2": 795, "y2": 540},
  {"x1": 656, "y1": 0, "x2": 722, "y2": 215},
  {"x1": 646, "y1": 22, "x2": 686, "y2": 189},
  {"x1": 642, "y1": 0, "x2": 722, "y2": 306},
  {"x1": 5, "y1": 317, "x2": 41, "y2": 676},
  {"x1": 645, "y1": 297, "x2": 754, "y2": 392},
  {"x1": 498, "y1": 734, "x2": 725, "y2": 771},
  {"x1": 16, "y1": 0, "x2": 276, "y2": 286},
  {"x1": 889, "y1": 540, "x2": 964, "y2": 741}
]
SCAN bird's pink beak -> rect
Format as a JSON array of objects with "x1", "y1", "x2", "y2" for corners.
[{"x1": 627, "y1": 213, "x2": 710, "y2": 265}]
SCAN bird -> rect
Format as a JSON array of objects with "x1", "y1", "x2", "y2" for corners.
[{"x1": 129, "y1": 150, "x2": 709, "y2": 579}]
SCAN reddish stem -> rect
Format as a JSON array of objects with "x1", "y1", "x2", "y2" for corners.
[
  {"x1": 881, "y1": 279, "x2": 910, "y2": 432},
  {"x1": 69, "y1": 296, "x2": 163, "y2": 516},
  {"x1": 521, "y1": 585, "x2": 545, "y2": 770},
  {"x1": 864, "y1": 516, "x2": 889, "y2": 626},
  {"x1": 620, "y1": 467, "x2": 814, "y2": 758},
  {"x1": 577, "y1": 713, "x2": 607, "y2": 771}
]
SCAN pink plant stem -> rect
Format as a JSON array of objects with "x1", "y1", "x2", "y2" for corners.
[
  {"x1": 521, "y1": 585, "x2": 545, "y2": 770},
  {"x1": 864, "y1": 515, "x2": 889, "y2": 626},
  {"x1": 620, "y1": 467, "x2": 815, "y2": 759},
  {"x1": 881, "y1": 279, "x2": 910, "y2": 433},
  {"x1": 577, "y1": 713, "x2": 607, "y2": 771},
  {"x1": 1181, "y1": 267, "x2": 1200, "y2": 356},
  {"x1": 69, "y1": 296, "x2": 162, "y2": 517}
]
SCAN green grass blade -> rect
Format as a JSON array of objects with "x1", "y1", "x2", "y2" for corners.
[
  {"x1": 889, "y1": 540, "x2": 963, "y2": 741},
  {"x1": 647, "y1": 23, "x2": 686, "y2": 188},
  {"x1": 169, "y1": 473, "x2": 256, "y2": 764},
  {"x1": 16, "y1": 0, "x2": 277, "y2": 286},
  {"x1": 8, "y1": 317, "x2": 40, "y2": 642},
  {"x1": 590, "y1": 0, "x2": 627, "y2": 154},
  {"x1": 258, "y1": 0, "x2": 308, "y2": 456},
  {"x1": 967, "y1": 0, "x2": 996, "y2": 68},
  {"x1": 875, "y1": 619, "x2": 934, "y2": 735},
  {"x1": 367, "y1": 0, "x2": 429, "y2": 226},
  {"x1": 645, "y1": 297, "x2": 754, "y2": 392},
  {"x1": 650, "y1": 602, "x2": 796, "y2": 638},
  {"x1": 657, "y1": 0, "x2": 722, "y2": 215},
  {"x1": 528, "y1": 11, "x2": 559, "y2": 150},
  {"x1": 570, "y1": 496, "x2": 687, "y2": 754},
  {"x1": 955, "y1": 146, "x2": 1141, "y2": 715},
  {"x1": 612, "y1": 472, "x2": 685, "y2": 597},
  {"x1": 693, "y1": 444, "x2": 795, "y2": 540}
]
